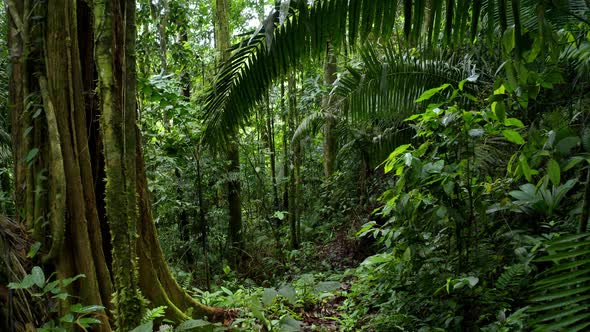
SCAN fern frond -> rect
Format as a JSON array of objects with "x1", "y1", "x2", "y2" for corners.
[
  {"x1": 141, "y1": 306, "x2": 168, "y2": 324},
  {"x1": 497, "y1": 263, "x2": 526, "y2": 290}
]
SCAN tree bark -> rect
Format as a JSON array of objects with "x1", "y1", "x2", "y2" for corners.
[
  {"x1": 215, "y1": 0, "x2": 244, "y2": 269},
  {"x1": 322, "y1": 43, "x2": 337, "y2": 178},
  {"x1": 8, "y1": 1, "x2": 225, "y2": 330},
  {"x1": 266, "y1": 100, "x2": 280, "y2": 211},
  {"x1": 288, "y1": 72, "x2": 300, "y2": 249}
]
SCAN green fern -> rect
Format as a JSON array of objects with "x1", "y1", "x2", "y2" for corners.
[
  {"x1": 497, "y1": 263, "x2": 526, "y2": 291},
  {"x1": 141, "y1": 306, "x2": 168, "y2": 324},
  {"x1": 528, "y1": 233, "x2": 590, "y2": 332}
]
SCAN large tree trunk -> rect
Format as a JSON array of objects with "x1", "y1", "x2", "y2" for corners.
[{"x1": 7, "y1": 1, "x2": 223, "y2": 330}]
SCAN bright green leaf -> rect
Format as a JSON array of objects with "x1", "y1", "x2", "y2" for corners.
[
  {"x1": 502, "y1": 130, "x2": 525, "y2": 145},
  {"x1": 416, "y1": 84, "x2": 450, "y2": 102}
]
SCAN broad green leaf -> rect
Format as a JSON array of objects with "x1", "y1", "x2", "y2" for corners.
[
  {"x1": 519, "y1": 155, "x2": 532, "y2": 182},
  {"x1": 278, "y1": 285, "x2": 297, "y2": 304},
  {"x1": 60, "y1": 314, "x2": 74, "y2": 323},
  {"x1": 220, "y1": 286, "x2": 233, "y2": 296},
  {"x1": 248, "y1": 300, "x2": 268, "y2": 324},
  {"x1": 273, "y1": 211, "x2": 286, "y2": 221},
  {"x1": 356, "y1": 221, "x2": 376, "y2": 237},
  {"x1": 261, "y1": 288, "x2": 277, "y2": 306},
  {"x1": 388, "y1": 144, "x2": 411, "y2": 159},
  {"x1": 61, "y1": 274, "x2": 85, "y2": 287},
  {"x1": 493, "y1": 101, "x2": 506, "y2": 123},
  {"x1": 466, "y1": 276, "x2": 479, "y2": 287},
  {"x1": 130, "y1": 321, "x2": 153, "y2": 332},
  {"x1": 176, "y1": 319, "x2": 212, "y2": 331},
  {"x1": 77, "y1": 317, "x2": 102, "y2": 326},
  {"x1": 502, "y1": 27, "x2": 515, "y2": 52},
  {"x1": 547, "y1": 159, "x2": 560, "y2": 186},
  {"x1": 31, "y1": 266, "x2": 45, "y2": 288},
  {"x1": 416, "y1": 84, "x2": 450, "y2": 102},
  {"x1": 534, "y1": 313, "x2": 590, "y2": 331},
  {"x1": 28, "y1": 242, "x2": 42, "y2": 258},
  {"x1": 279, "y1": 316, "x2": 302, "y2": 332},
  {"x1": 555, "y1": 136, "x2": 580, "y2": 155},
  {"x1": 504, "y1": 118, "x2": 524, "y2": 128},
  {"x1": 362, "y1": 253, "x2": 393, "y2": 265},
  {"x1": 26, "y1": 148, "x2": 40, "y2": 164},
  {"x1": 502, "y1": 130, "x2": 525, "y2": 145},
  {"x1": 315, "y1": 281, "x2": 340, "y2": 293}
]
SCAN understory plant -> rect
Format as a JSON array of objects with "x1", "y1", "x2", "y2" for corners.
[
  {"x1": 345, "y1": 79, "x2": 589, "y2": 331},
  {"x1": 8, "y1": 267, "x2": 104, "y2": 332}
]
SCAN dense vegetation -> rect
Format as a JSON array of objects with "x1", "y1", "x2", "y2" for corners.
[{"x1": 1, "y1": 0, "x2": 590, "y2": 331}]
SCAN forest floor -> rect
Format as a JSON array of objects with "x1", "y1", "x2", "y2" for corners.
[{"x1": 214, "y1": 227, "x2": 371, "y2": 331}]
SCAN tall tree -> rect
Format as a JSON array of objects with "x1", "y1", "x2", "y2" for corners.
[
  {"x1": 322, "y1": 42, "x2": 338, "y2": 178},
  {"x1": 215, "y1": 0, "x2": 244, "y2": 269},
  {"x1": 287, "y1": 72, "x2": 300, "y2": 249},
  {"x1": 7, "y1": 0, "x2": 223, "y2": 329}
]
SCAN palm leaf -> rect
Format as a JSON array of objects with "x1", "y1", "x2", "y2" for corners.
[
  {"x1": 201, "y1": 0, "x2": 588, "y2": 144},
  {"x1": 529, "y1": 233, "x2": 590, "y2": 331},
  {"x1": 334, "y1": 42, "x2": 474, "y2": 124}
]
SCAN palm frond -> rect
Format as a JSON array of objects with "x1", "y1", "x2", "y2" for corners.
[
  {"x1": 201, "y1": 0, "x2": 588, "y2": 144},
  {"x1": 292, "y1": 111, "x2": 336, "y2": 143},
  {"x1": 334, "y1": 42, "x2": 474, "y2": 125},
  {"x1": 528, "y1": 233, "x2": 590, "y2": 331}
]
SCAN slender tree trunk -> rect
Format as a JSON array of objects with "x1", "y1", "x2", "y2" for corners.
[
  {"x1": 281, "y1": 81, "x2": 289, "y2": 212},
  {"x1": 158, "y1": 0, "x2": 170, "y2": 73},
  {"x1": 265, "y1": 96, "x2": 279, "y2": 210},
  {"x1": 322, "y1": 43, "x2": 337, "y2": 178},
  {"x1": 215, "y1": 0, "x2": 244, "y2": 269},
  {"x1": 287, "y1": 72, "x2": 300, "y2": 249},
  {"x1": 194, "y1": 147, "x2": 211, "y2": 291}
]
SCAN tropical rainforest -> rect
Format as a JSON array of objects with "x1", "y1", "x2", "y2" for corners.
[{"x1": 1, "y1": 0, "x2": 590, "y2": 331}]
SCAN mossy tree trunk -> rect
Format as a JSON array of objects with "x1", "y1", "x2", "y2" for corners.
[{"x1": 7, "y1": 0, "x2": 223, "y2": 330}]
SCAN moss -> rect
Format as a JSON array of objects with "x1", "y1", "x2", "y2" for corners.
[
  {"x1": 93, "y1": 0, "x2": 144, "y2": 329},
  {"x1": 38, "y1": 76, "x2": 66, "y2": 263}
]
